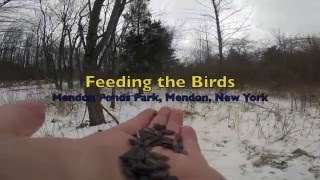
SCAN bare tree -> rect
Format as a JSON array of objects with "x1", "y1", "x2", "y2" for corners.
[
  {"x1": 230, "y1": 37, "x2": 254, "y2": 55},
  {"x1": 194, "y1": 21, "x2": 213, "y2": 63},
  {"x1": 50, "y1": 0, "x2": 78, "y2": 90},
  {"x1": 199, "y1": 0, "x2": 252, "y2": 61},
  {"x1": 81, "y1": 0, "x2": 129, "y2": 126},
  {"x1": 66, "y1": 14, "x2": 81, "y2": 89},
  {"x1": 271, "y1": 30, "x2": 304, "y2": 54}
]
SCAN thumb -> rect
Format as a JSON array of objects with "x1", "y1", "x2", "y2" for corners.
[
  {"x1": 0, "y1": 101, "x2": 45, "y2": 136},
  {"x1": 181, "y1": 126, "x2": 201, "y2": 155}
]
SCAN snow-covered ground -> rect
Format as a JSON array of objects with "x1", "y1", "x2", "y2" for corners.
[{"x1": 1, "y1": 84, "x2": 320, "y2": 180}]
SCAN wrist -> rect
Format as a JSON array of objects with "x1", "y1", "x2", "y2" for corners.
[
  {"x1": 67, "y1": 138, "x2": 126, "y2": 180},
  {"x1": 55, "y1": 138, "x2": 86, "y2": 180},
  {"x1": 27, "y1": 137, "x2": 82, "y2": 180},
  {"x1": 203, "y1": 166, "x2": 226, "y2": 180}
]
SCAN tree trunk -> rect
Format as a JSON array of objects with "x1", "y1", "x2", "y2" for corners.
[
  {"x1": 75, "y1": 48, "x2": 83, "y2": 85},
  {"x1": 58, "y1": 28, "x2": 66, "y2": 90},
  {"x1": 47, "y1": 52, "x2": 60, "y2": 90},
  {"x1": 84, "y1": 0, "x2": 127, "y2": 126},
  {"x1": 212, "y1": 0, "x2": 223, "y2": 61},
  {"x1": 85, "y1": 86, "x2": 106, "y2": 126},
  {"x1": 67, "y1": 28, "x2": 75, "y2": 89},
  {"x1": 110, "y1": 87, "x2": 116, "y2": 109},
  {"x1": 68, "y1": 47, "x2": 74, "y2": 89},
  {"x1": 84, "y1": 52, "x2": 106, "y2": 125}
]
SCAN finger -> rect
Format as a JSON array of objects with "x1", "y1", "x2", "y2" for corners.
[
  {"x1": 166, "y1": 109, "x2": 183, "y2": 134},
  {"x1": 181, "y1": 126, "x2": 201, "y2": 155},
  {"x1": 0, "y1": 101, "x2": 45, "y2": 136},
  {"x1": 148, "y1": 107, "x2": 171, "y2": 128},
  {"x1": 118, "y1": 108, "x2": 157, "y2": 134}
]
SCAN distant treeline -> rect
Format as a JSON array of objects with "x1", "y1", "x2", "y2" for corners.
[
  {"x1": 0, "y1": 61, "x2": 37, "y2": 81},
  {"x1": 1, "y1": 34, "x2": 320, "y2": 91},
  {"x1": 168, "y1": 35, "x2": 320, "y2": 91},
  {"x1": 0, "y1": 0, "x2": 319, "y2": 92}
]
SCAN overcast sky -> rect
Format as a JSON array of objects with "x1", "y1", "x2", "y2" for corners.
[{"x1": 149, "y1": 0, "x2": 320, "y2": 55}]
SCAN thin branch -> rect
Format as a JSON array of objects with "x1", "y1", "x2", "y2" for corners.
[
  {"x1": 222, "y1": 8, "x2": 253, "y2": 44},
  {"x1": 101, "y1": 104, "x2": 119, "y2": 125},
  {"x1": 0, "y1": 0, "x2": 11, "y2": 8}
]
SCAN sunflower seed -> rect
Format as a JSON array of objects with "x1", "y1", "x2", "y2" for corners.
[
  {"x1": 150, "y1": 171, "x2": 169, "y2": 179},
  {"x1": 120, "y1": 123, "x2": 186, "y2": 179}
]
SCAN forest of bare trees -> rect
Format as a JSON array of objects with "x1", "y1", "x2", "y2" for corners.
[
  {"x1": 0, "y1": 0, "x2": 176, "y2": 125},
  {"x1": 0, "y1": 0, "x2": 320, "y2": 126}
]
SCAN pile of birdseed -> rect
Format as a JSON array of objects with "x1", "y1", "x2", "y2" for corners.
[{"x1": 119, "y1": 124, "x2": 187, "y2": 180}]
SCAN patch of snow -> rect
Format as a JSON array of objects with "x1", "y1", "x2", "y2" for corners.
[{"x1": 1, "y1": 85, "x2": 320, "y2": 179}]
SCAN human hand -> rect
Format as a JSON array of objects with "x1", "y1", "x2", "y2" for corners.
[
  {"x1": 75, "y1": 107, "x2": 159, "y2": 180},
  {"x1": 0, "y1": 101, "x2": 75, "y2": 180},
  {"x1": 82, "y1": 107, "x2": 224, "y2": 180},
  {"x1": 0, "y1": 100, "x2": 159, "y2": 180},
  {"x1": 147, "y1": 108, "x2": 225, "y2": 180},
  {"x1": 0, "y1": 101, "x2": 224, "y2": 180}
]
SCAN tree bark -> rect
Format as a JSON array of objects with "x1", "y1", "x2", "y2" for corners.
[
  {"x1": 83, "y1": 0, "x2": 108, "y2": 126},
  {"x1": 85, "y1": 86, "x2": 105, "y2": 126},
  {"x1": 84, "y1": 0, "x2": 127, "y2": 126},
  {"x1": 84, "y1": 54, "x2": 105, "y2": 126}
]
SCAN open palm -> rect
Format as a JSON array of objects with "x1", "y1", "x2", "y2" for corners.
[
  {"x1": 0, "y1": 101, "x2": 224, "y2": 180},
  {"x1": 81, "y1": 107, "x2": 224, "y2": 180}
]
